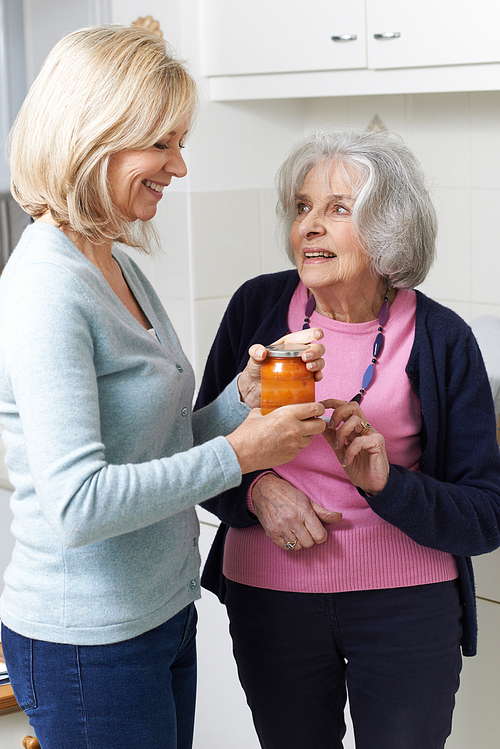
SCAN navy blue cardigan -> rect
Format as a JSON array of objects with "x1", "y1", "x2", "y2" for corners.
[{"x1": 195, "y1": 270, "x2": 500, "y2": 656}]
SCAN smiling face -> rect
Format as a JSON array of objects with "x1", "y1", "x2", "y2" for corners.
[
  {"x1": 290, "y1": 162, "x2": 372, "y2": 295},
  {"x1": 107, "y1": 118, "x2": 189, "y2": 223}
]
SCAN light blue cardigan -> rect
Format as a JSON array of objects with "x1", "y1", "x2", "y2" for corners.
[{"x1": 0, "y1": 223, "x2": 248, "y2": 645}]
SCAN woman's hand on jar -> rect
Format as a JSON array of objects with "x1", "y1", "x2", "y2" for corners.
[
  {"x1": 251, "y1": 473, "x2": 342, "y2": 551},
  {"x1": 226, "y1": 402, "x2": 326, "y2": 475},
  {"x1": 237, "y1": 327, "x2": 325, "y2": 409},
  {"x1": 321, "y1": 399, "x2": 390, "y2": 495}
]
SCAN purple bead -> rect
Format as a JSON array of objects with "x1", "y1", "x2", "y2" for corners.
[
  {"x1": 362, "y1": 364, "x2": 374, "y2": 390},
  {"x1": 378, "y1": 299, "x2": 389, "y2": 326},
  {"x1": 305, "y1": 294, "x2": 316, "y2": 318},
  {"x1": 373, "y1": 332, "x2": 384, "y2": 358}
]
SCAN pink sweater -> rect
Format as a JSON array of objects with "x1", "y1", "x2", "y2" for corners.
[{"x1": 223, "y1": 285, "x2": 458, "y2": 592}]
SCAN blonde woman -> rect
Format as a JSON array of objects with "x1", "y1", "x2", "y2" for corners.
[{"x1": 0, "y1": 26, "x2": 327, "y2": 749}]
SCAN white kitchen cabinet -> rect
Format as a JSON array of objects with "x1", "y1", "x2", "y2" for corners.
[
  {"x1": 471, "y1": 546, "x2": 500, "y2": 604},
  {"x1": 447, "y1": 598, "x2": 500, "y2": 749},
  {"x1": 0, "y1": 709, "x2": 33, "y2": 749},
  {"x1": 366, "y1": 0, "x2": 500, "y2": 71},
  {"x1": 200, "y1": 0, "x2": 500, "y2": 101},
  {"x1": 194, "y1": 514, "x2": 261, "y2": 749},
  {"x1": 200, "y1": 0, "x2": 367, "y2": 76}
]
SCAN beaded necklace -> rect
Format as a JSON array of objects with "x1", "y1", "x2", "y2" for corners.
[{"x1": 302, "y1": 291, "x2": 389, "y2": 404}]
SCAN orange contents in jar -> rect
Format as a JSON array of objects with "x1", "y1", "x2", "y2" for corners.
[{"x1": 261, "y1": 344, "x2": 316, "y2": 415}]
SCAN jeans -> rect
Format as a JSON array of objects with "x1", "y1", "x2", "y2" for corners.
[
  {"x1": 225, "y1": 579, "x2": 462, "y2": 749},
  {"x1": 1, "y1": 603, "x2": 197, "y2": 749}
]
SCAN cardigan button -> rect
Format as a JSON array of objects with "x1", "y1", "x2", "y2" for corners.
[
  {"x1": 181, "y1": 407, "x2": 188, "y2": 417},
  {"x1": 176, "y1": 363, "x2": 183, "y2": 373},
  {"x1": 189, "y1": 579, "x2": 197, "y2": 590}
]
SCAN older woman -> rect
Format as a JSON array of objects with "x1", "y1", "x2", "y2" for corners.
[
  {"x1": 0, "y1": 27, "x2": 327, "y2": 749},
  {"x1": 196, "y1": 128, "x2": 500, "y2": 749}
]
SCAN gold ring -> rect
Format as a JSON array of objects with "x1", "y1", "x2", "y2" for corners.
[
  {"x1": 360, "y1": 420, "x2": 371, "y2": 435},
  {"x1": 285, "y1": 540, "x2": 297, "y2": 550}
]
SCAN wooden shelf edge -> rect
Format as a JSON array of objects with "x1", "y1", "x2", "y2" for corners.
[
  {"x1": 0, "y1": 641, "x2": 21, "y2": 715},
  {"x1": 0, "y1": 683, "x2": 21, "y2": 715}
]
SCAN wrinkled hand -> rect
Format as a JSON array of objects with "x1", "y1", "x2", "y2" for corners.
[
  {"x1": 238, "y1": 327, "x2": 325, "y2": 408},
  {"x1": 251, "y1": 473, "x2": 342, "y2": 551},
  {"x1": 321, "y1": 399, "x2": 390, "y2": 495},
  {"x1": 226, "y1": 402, "x2": 326, "y2": 475}
]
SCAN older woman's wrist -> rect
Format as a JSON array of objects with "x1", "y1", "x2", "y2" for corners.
[{"x1": 237, "y1": 371, "x2": 261, "y2": 409}]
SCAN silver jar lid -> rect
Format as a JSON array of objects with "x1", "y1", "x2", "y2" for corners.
[{"x1": 265, "y1": 343, "x2": 309, "y2": 357}]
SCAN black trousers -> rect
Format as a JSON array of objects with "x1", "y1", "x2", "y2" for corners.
[{"x1": 225, "y1": 579, "x2": 462, "y2": 749}]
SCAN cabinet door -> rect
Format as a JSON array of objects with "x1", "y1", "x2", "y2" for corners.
[
  {"x1": 367, "y1": 0, "x2": 500, "y2": 70},
  {"x1": 471, "y1": 546, "x2": 500, "y2": 603},
  {"x1": 200, "y1": 0, "x2": 366, "y2": 76},
  {"x1": 447, "y1": 598, "x2": 500, "y2": 749},
  {"x1": 194, "y1": 518, "x2": 261, "y2": 749}
]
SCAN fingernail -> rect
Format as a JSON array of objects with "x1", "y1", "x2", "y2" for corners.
[{"x1": 334, "y1": 441, "x2": 339, "y2": 449}]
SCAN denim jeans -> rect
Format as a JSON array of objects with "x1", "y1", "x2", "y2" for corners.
[
  {"x1": 225, "y1": 579, "x2": 462, "y2": 749},
  {"x1": 1, "y1": 603, "x2": 197, "y2": 749}
]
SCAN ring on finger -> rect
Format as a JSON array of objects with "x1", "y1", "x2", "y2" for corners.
[
  {"x1": 360, "y1": 420, "x2": 371, "y2": 435},
  {"x1": 285, "y1": 539, "x2": 297, "y2": 550}
]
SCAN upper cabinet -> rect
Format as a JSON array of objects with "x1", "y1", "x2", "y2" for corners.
[
  {"x1": 200, "y1": 0, "x2": 367, "y2": 76},
  {"x1": 366, "y1": 0, "x2": 500, "y2": 70},
  {"x1": 199, "y1": 0, "x2": 500, "y2": 101}
]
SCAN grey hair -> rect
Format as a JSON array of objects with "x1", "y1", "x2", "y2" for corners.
[{"x1": 276, "y1": 128, "x2": 437, "y2": 288}]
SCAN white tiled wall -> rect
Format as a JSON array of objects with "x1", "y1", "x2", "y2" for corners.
[
  {"x1": 191, "y1": 189, "x2": 262, "y2": 299},
  {"x1": 302, "y1": 92, "x2": 500, "y2": 325},
  {"x1": 140, "y1": 91, "x2": 500, "y2": 386}
]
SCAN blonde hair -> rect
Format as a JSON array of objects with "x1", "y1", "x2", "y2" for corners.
[{"x1": 8, "y1": 25, "x2": 198, "y2": 250}]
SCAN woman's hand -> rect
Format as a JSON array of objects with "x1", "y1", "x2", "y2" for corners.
[
  {"x1": 226, "y1": 402, "x2": 326, "y2": 475},
  {"x1": 237, "y1": 327, "x2": 325, "y2": 408},
  {"x1": 321, "y1": 399, "x2": 390, "y2": 495},
  {"x1": 250, "y1": 473, "x2": 342, "y2": 551}
]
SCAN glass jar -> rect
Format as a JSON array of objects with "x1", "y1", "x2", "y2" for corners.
[{"x1": 260, "y1": 343, "x2": 315, "y2": 415}]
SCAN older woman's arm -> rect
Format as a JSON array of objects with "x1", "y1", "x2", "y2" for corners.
[
  {"x1": 324, "y1": 304, "x2": 500, "y2": 558},
  {"x1": 249, "y1": 472, "x2": 342, "y2": 551}
]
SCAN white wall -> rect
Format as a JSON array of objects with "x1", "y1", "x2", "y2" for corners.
[
  {"x1": 180, "y1": 88, "x2": 500, "y2": 383},
  {"x1": 117, "y1": 5, "x2": 500, "y2": 383}
]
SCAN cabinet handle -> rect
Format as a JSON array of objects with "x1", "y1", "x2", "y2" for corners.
[
  {"x1": 331, "y1": 34, "x2": 357, "y2": 42},
  {"x1": 374, "y1": 32, "x2": 401, "y2": 39}
]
